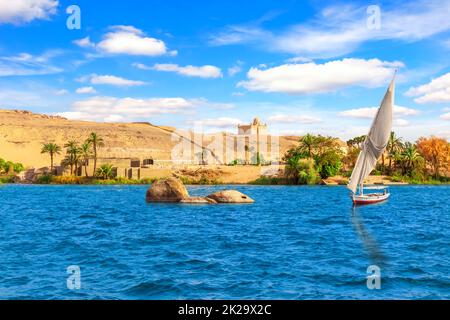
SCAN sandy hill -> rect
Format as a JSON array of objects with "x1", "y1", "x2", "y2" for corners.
[{"x1": 0, "y1": 109, "x2": 299, "y2": 168}]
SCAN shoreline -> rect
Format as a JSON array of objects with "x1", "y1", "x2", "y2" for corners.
[
  {"x1": 2, "y1": 180, "x2": 450, "y2": 186},
  {"x1": 2, "y1": 171, "x2": 450, "y2": 186}
]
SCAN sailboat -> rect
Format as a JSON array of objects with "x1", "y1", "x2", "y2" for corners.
[{"x1": 347, "y1": 73, "x2": 396, "y2": 205}]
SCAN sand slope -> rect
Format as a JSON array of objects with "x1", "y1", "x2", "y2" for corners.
[{"x1": 0, "y1": 109, "x2": 299, "y2": 168}]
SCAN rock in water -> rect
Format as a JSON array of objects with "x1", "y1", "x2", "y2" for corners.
[
  {"x1": 206, "y1": 190, "x2": 254, "y2": 203},
  {"x1": 146, "y1": 178, "x2": 189, "y2": 202},
  {"x1": 180, "y1": 197, "x2": 218, "y2": 204}
]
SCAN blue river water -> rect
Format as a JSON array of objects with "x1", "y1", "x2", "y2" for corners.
[{"x1": 0, "y1": 184, "x2": 448, "y2": 300}]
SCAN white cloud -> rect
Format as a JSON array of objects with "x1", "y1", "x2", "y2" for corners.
[
  {"x1": 238, "y1": 58, "x2": 402, "y2": 94},
  {"x1": 189, "y1": 117, "x2": 243, "y2": 129},
  {"x1": 54, "y1": 89, "x2": 68, "y2": 95},
  {"x1": 78, "y1": 74, "x2": 146, "y2": 87},
  {"x1": 76, "y1": 86, "x2": 97, "y2": 94},
  {"x1": 152, "y1": 63, "x2": 222, "y2": 78},
  {"x1": 57, "y1": 96, "x2": 230, "y2": 122},
  {"x1": 228, "y1": 61, "x2": 244, "y2": 76},
  {"x1": 210, "y1": 1, "x2": 450, "y2": 58},
  {"x1": 0, "y1": 51, "x2": 62, "y2": 76},
  {"x1": 440, "y1": 112, "x2": 450, "y2": 120},
  {"x1": 393, "y1": 106, "x2": 420, "y2": 116},
  {"x1": 394, "y1": 119, "x2": 410, "y2": 127},
  {"x1": 228, "y1": 65, "x2": 242, "y2": 77},
  {"x1": 209, "y1": 25, "x2": 270, "y2": 46},
  {"x1": 57, "y1": 96, "x2": 198, "y2": 122},
  {"x1": 276, "y1": 129, "x2": 305, "y2": 136},
  {"x1": 96, "y1": 25, "x2": 175, "y2": 57},
  {"x1": 339, "y1": 105, "x2": 419, "y2": 119},
  {"x1": 132, "y1": 62, "x2": 152, "y2": 70},
  {"x1": 73, "y1": 36, "x2": 95, "y2": 48},
  {"x1": 0, "y1": 85, "x2": 70, "y2": 109},
  {"x1": 406, "y1": 73, "x2": 450, "y2": 104},
  {"x1": 285, "y1": 57, "x2": 312, "y2": 63},
  {"x1": 0, "y1": 88, "x2": 41, "y2": 107},
  {"x1": 0, "y1": 0, "x2": 58, "y2": 24},
  {"x1": 267, "y1": 114, "x2": 322, "y2": 124}
]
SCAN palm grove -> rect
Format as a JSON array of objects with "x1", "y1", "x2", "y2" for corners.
[
  {"x1": 40, "y1": 132, "x2": 114, "y2": 180},
  {"x1": 284, "y1": 133, "x2": 450, "y2": 184}
]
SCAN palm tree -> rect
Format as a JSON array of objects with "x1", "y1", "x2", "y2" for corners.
[
  {"x1": 298, "y1": 134, "x2": 317, "y2": 158},
  {"x1": 96, "y1": 164, "x2": 114, "y2": 180},
  {"x1": 387, "y1": 132, "x2": 403, "y2": 173},
  {"x1": 401, "y1": 143, "x2": 423, "y2": 175},
  {"x1": 41, "y1": 143, "x2": 62, "y2": 173},
  {"x1": 80, "y1": 142, "x2": 93, "y2": 177},
  {"x1": 87, "y1": 132, "x2": 104, "y2": 176},
  {"x1": 347, "y1": 135, "x2": 366, "y2": 149},
  {"x1": 64, "y1": 140, "x2": 81, "y2": 175}
]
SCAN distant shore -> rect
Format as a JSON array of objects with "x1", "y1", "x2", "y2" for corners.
[{"x1": 1, "y1": 174, "x2": 449, "y2": 186}]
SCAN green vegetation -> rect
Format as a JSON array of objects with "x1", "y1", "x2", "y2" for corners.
[
  {"x1": 96, "y1": 164, "x2": 114, "y2": 180},
  {"x1": 93, "y1": 177, "x2": 156, "y2": 185},
  {"x1": 41, "y1": 143, "x2": 62, "y2": 173},
  {"x1": 0, "y1": 158, "x2": 24, "y2": 184},
  {"x1": 0, "y1": 158, "x2": 24, "y2": 175},
  {"x1": 6, "y1": 130, "x2": 450, "y2": 186},
  {"x1": 87, "y1": 132, "x2": 105, "y2": 177},
  {"x1": 80, "y1": 142, "x2": 93, "y2": 178},
  {"x1": 35, "y1": 174, "x2": 157, "y2": 185},
  {"x1": 283, "y1": 133, "x2": 450, "y2": 185},
  {"x1": 284, "y1": 134, "x2": 343, "y2": 184},
  {"x1": 37, "y1": 132, "x2": 107, "y2": 180},
  {"x1": 249, "y1": 176, "x2": 289, "y2": 185},
  {"x1": 0, "y1": 175, "x2": 15, "y2": 183},
  {"x1": 62, "y1": 140, "x2": 81, "y2": 175},
  {"x1": 36, "y1": 174, "x2": 54, "y2": 184}
]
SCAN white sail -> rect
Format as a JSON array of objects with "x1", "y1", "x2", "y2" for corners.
[{"x1": 347, "y1": 76, "x2": 395, "y2": 194}]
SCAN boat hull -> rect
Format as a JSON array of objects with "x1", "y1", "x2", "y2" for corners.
[{"x1": 352, "y1": 193, "x2": 390, "y2": 205}]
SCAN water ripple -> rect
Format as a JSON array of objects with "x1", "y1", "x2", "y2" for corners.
[{"x1": 0, "y1": 184, "x2": 449, "y2": 299}]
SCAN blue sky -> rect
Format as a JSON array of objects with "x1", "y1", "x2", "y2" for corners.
[{"x1": 0, "y1": 0, "x2": 449, "y2": 141}]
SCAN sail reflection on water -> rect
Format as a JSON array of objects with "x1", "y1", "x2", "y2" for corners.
[{"x1": 351, "y1": 206, "x2": 387, "y2": 266}]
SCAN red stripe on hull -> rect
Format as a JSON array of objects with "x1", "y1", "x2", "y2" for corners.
[{"x1": 353, "y1": 198, "x2": 387, "y2": 205}]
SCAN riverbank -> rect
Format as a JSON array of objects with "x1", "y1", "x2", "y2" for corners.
[{"x1": 1, "y1": 173, "x2": 449, "y2": 186}]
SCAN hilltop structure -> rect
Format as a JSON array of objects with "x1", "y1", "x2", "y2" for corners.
[{"x1": 238, "y1": 117, "x2": 268, "y2": 136}]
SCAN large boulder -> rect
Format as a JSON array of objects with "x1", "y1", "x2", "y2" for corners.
[
  {"x1": 146, "y1": 178, "x2": 189, "y2": 202},
  {"x1": 206, "y1": 190, "x2": 254, "y2": 203}
]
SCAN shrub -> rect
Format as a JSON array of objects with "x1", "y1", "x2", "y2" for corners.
[
  {"x1": 391, "y1": 172, "x2": 404, "y2": 182},
  {"x1": 0, "y1": 159, "x2": 25, "y2": 174},
  {"x1": 93, "y1": 177, "x2": 157, "y2": 185},
  {"x1": 316, "y1": 150, "x2": 342, "y2": 179},
  {"x1": 51, "y1": 176, "x2": 85, "y2": 184},
  {"x1": 36, "y1": 174, "x2": 53, "y2": 184},
  {"x1": 296, "y1": 159, "x2": 320, "y2": 185},
  {"x1": 250, "y1": 177, "x2": 283, "y2": 185},
  {"x1": 13, "y1": 162, "x2": 25, "y2": 173},
  {"x1": 0, "y1": 175, "x2": 15, "y2": 183},
  {"x1": 96, "y1": 164, "x2": 114, "y2": 180}
]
